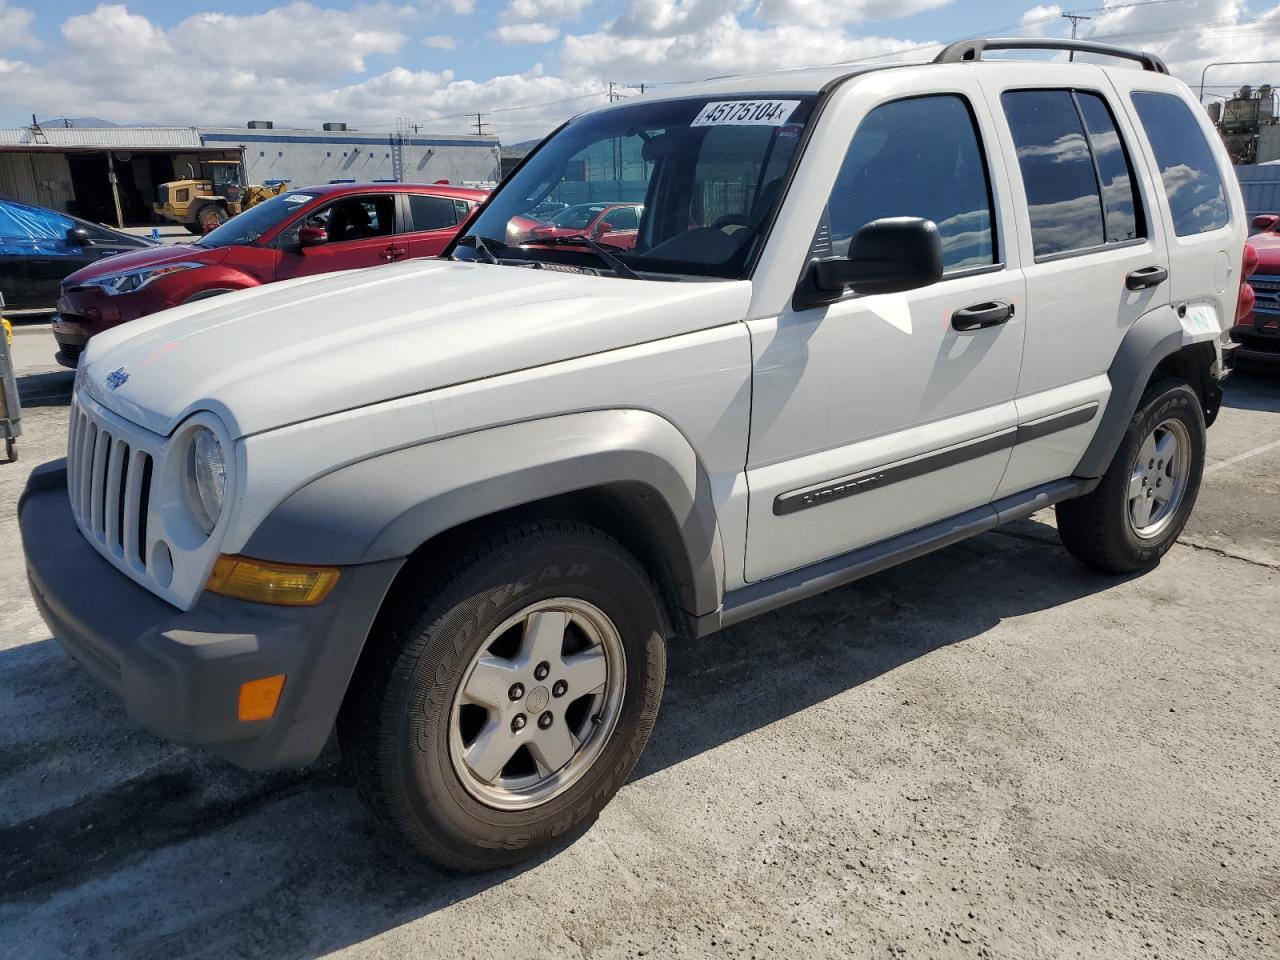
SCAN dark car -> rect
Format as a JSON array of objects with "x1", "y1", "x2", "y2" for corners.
[
  {"x1": 0, "y1": 197, "x2": 154, "y2": 311},
  {"x1": 52, "y1": 182, "x2": 486, "y2": 367}
]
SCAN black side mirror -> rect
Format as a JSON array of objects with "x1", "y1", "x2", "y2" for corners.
[
  {"x1": 796, "y1": 217, "x2": 943, "y2": 309},
  {"x1": 65, "y1": 226, "x2": 90, "y2": 247}
]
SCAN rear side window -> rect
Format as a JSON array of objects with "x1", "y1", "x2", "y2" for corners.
[
  {"x1": 1003, "y1": 89, "x2": 1148, "y2": 258},
  {"x1": 825, "y1": 94, "x2": 996, "y2": 272},
  {"x1": 410, "y1": 194, "x2": 459, "y2": 231},
  {"x1": 1130, "y1": 91, "x2": 1230, "y2": 236},
  {"x1": 1076, "y1": 92, "x2": 1143, "y2": 244}
]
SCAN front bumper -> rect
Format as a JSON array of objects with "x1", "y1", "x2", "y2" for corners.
[
  {"x1": 19, "y1": 461, "x2": 403, "y2": 769},
  {"x1": 1230, "y1": 318, "x2": 1280, "y2": 366},
  {"x1": 52, "y1": 286, "x2": 178, "y2": 366}
]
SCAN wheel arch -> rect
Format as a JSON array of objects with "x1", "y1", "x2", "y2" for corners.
[
  {"x1": 1074, "y1": 306, "x2": 1220, "y2": 479},
  {"x1": 242, "y1": 409, "x2": 726, "y2": 636}
]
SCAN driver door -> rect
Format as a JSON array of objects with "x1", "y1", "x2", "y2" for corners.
[
  {"x1": 275, "y1": 193, "x2": 401, "y2": 279},
  {"x1": 744, "y1": 78, "x2": 1026, "y2": 582}
]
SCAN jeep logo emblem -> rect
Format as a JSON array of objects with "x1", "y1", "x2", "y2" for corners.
[{"x1": 105, "y1": 367, "x2": 129, "y2": 391}]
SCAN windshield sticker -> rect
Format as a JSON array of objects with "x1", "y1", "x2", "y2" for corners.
[
  {"x1": 691, "y1": 100, "x2": 800, "y2": 127},
  {"x1": 282, "y1": 194, "x2": 313, "y2": 204}
]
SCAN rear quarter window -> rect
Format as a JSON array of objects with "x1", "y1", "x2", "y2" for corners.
[{"x1": 1130, "y1": 91, "x2": 1230, "y2": 236}]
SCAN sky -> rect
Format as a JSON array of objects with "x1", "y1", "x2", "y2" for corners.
[{"x1": 1, "y1": 0, "x2": 1279, "y2": 141}]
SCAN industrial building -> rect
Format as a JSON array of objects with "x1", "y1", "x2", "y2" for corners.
[{"x1": 0, "y1": 120, "x2": 500, "y2": 226}]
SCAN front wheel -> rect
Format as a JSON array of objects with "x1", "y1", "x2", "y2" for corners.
[
  {"x1": 1056, "y1": 378, "x2": 1206, "y2": 573},
  {"x1": 196, "y1": 204, "x2": 227, "y2": 231},
  {"x1": 339, "y1": 521, "x2": 667, "y2": 871}
]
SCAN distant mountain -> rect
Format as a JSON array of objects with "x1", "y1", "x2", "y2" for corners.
[
  {"x1": 500, "y1": 138, "x2": 543, "y2": 158},
  {"x1": 35, "y1": 116, "x2": 119, "y2": 128}
]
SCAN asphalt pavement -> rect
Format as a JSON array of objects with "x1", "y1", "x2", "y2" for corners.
[{"x1": 1, "y1": 327, "x2": 1276, "y2": 959}]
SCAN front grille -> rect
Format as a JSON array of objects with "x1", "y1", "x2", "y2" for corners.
[
  {"x1": 1250, "y1": 274, "x2": 1280, "y2": 313},
  {"x1": 67, "y1": 396, "x2": 157, "y2": 577}
]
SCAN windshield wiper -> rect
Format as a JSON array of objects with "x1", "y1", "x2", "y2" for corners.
[
  {"x1": 452, "y1": 234, "x2": 506, "y2": 264},
  {"x1": 531, "y1": 234, "x2": 644, "y2": 280}
]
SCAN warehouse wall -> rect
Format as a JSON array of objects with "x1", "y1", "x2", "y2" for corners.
[
  {"x1": 202, "y1": 129, "x2": 501, "y2": 190},
  {"x1": 0, "y1": 152, "x2": 74, "y2": 212}
]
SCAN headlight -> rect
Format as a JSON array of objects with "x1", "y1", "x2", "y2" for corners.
[
  {"x1": 81, "y1": 261, "x2": 204, "y2": 296},
  {"x1": 184, "y1": 427, "x2": 226, "y2": 534}
]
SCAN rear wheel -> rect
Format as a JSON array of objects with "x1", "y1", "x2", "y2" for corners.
[
  {"x1": 1056, "y1": 378, "x2": 1205, "y2": 573},
  {"x1": 339, "y1": 520, "x2": 667, "y2": 871}
]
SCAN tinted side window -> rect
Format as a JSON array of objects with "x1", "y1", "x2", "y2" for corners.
[
  {"x1": 1131, "y1": 91, "x2": 1229, "y2": 236},
  {"x1": 604, "y1": 206, "x2": 638, "y2": 230},
  {"x1": 410, "y1": 194, "x2": 458, "y2": 231},
  {"x1": 826, "y1": 95, "x2": 995, "y2": 271},
  {"x1": 329, "y1": 196, "x2": 396, "y2": 242},
  {"x1": 1002, "y1": 90, "x2": 1105, "y2": 257},
  {"x1": 1076, "y1": 92, "x2": 1143, "y2": 243}
]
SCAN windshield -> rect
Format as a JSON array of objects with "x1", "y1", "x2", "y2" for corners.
[
  {"x1": 458, "y1": 95, "x2": 817, "y2": 279},
  {"x1": 197, "y1": 191, "x2": 317, "y2": 247}
]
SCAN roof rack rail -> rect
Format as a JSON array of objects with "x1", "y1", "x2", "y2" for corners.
[{"x1": 933, "y1": 37, "x2": 1169, "y2": 74}]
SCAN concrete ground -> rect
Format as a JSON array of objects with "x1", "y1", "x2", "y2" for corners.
[{"x1": 1, "y1": 327, "x2": 1277, "y2": 960}]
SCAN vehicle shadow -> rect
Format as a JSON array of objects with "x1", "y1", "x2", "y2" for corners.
[
  {"x1": 15, "y1": 370, "x2": 74, "y2": 408},
  {"x1": 0, "y1": 517, "x2": 1125, "y2": 959},
  {"x1": 1221, "y1": 366, "x2": 1280, "y2": 412}
]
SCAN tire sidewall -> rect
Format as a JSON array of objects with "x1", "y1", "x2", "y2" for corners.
[
  {"x1": 1112, "y1": 383, "x2": 1205, "y2": 564},
  {"x1": 392, "y1": 534, "x2": 664, "y2": 863}
]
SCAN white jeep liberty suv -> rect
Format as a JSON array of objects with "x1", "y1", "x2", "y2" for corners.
[{"x1": 20, "y1": 38, "x2": 1248, "y2": 870}]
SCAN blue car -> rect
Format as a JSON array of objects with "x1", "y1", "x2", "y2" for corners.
[{"x1": 0, "y1": 197, "x2": 153, "y2": 311}]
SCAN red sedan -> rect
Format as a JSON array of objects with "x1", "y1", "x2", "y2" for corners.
[
  {"x1": 508, "y1": 202, "x2": 643, "y2": 249},
  {"x1": 52, "y1": 182, "x2": 487, "y2": 367}
]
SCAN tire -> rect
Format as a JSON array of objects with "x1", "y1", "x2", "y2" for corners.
[
  {"x1": 339, "y1": 520, "x2": 667, "y2": 871},
  {"x1": 195, "y1": 204, "x2": 227, "y2": 230},
  {"x1": 1056, "y1": 378, "x2": 1206, "y2": 574},
  {"x1": 183, "y1": 223, "x2": 204, "y2": 235}
]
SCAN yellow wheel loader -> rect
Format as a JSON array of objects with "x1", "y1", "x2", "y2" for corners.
[{"x1": 154, "y1": 160, "x2": 290, "y2": 234}]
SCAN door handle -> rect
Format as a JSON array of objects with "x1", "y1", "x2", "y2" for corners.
[
  {"x1": 1126, "y1": 265, "x2": 1168, "y2": 290},
  {"x1": 380, "y1": 245, "x2": 396, "y2": 262},
  {"x1": 951, "y1": 300, "x2": 1014, "y2": 331}
]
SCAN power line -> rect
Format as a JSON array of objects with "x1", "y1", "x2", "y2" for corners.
[{"x1": 1062, "y1": 11, "x2": 1093, "y2": 61}]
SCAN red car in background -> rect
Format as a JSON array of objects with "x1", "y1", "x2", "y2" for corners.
[
  {"x1": 506, "y1": 202, "x2": 643, "y2": 249},
  {"x1": 52, "y1": 182, "x2": 487, "y2": 367},
  {"x1": 1234, "y1": 215, "x2": 1280, "y2": 368}
]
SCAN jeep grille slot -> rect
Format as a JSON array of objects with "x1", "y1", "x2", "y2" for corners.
[{"x1": 67, "y1": 396, "x2": 158, "y2": 576}]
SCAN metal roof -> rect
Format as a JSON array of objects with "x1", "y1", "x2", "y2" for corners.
[{"x1": 0, "y1": 126, "x2": 206, "y2": 149}]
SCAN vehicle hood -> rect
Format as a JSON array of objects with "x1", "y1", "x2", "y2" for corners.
[
  {"x1": 63, "y1": 244, "x2": 229, "y2": 286},
  {"x1": 79, "y1": 258, "x2": 751, "y2": 437}
]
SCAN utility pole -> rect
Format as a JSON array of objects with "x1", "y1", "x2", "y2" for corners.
[
  {"x1": 1062, "y1": 11, "x2": 1092, "y2": 60},
  {"x1": 627, "y1": 82, "x2": 646, "y2": 95},
  {"x1": 468, "y1": 113, "x2": 488, "y2": 136},
  {"x1": 608, "y1": 81, "x2": 618, "y2": 103}
]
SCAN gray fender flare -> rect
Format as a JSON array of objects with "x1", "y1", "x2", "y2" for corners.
[
  {"x1": 243, "y1": 409, "x2": 726, "y2": 620},
  {"x1": 1074, "y1": 304, "x2": 1183, "y2": 479}
]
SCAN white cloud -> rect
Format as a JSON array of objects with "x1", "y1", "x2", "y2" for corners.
[
  {"x1": 504, "y1": 0, "x2": 591, "y2": 21},
  {"x1": 444, "y1": 0, "x2": 474, "y2": 12},
  {"x1": 422, "y1": 33, "x2": 457, "y2": 48},
  {"x1": 753, "y1": 0, "x2": 951, "y2": 29},
  {"x1": 0, "y1": 1, "x2": 38, "y2": 50},
  {"x1": 1018, "y1": 3, "x2": 1062, "y2": 37},
  {"x1": 565, "y1": 14, "x2": 924, "y2": 79},
  {"x1": 489, "y1": 21, "x2": 560, "y2": 44},
  {"x1": 609, "y1": 0, "x2": 744, "y2": 37}
]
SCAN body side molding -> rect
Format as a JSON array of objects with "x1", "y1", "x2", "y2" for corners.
[{"x1": 774, "y1": 404, "x2": 1099, "y2": 516}]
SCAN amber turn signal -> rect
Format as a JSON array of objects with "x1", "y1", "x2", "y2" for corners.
[
  {"x1": 206, "y1": 555, "x2": 340, "y2": 606},
  {"x1": 238, "y1": 674, "x2": 286, "y2": 722}
]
